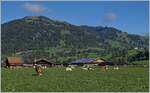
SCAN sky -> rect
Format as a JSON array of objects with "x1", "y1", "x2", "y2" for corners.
[{"x1": 1, "y1": 1, "x2": 149, "y2": 35}]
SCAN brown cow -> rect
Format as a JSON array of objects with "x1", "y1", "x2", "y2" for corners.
[{"x1": 35, "y1": 64, "x2": 43, "y2": 76}]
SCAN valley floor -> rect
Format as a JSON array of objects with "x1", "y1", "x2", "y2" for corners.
[{"x1": 1, "y1": 66, "x2": 149, "y2": 92}]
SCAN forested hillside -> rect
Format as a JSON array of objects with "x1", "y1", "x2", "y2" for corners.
[{"x1": 1, "y1": 16, "x2": 149, "y2": 64}]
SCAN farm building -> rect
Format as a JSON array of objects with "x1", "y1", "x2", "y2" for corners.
[
  {"x1": 5, "y1": 57, "x2": 56, "y2": 68},
  {"x1": 70, "y1": 58, "x2": 105, "y2": 66},
  {"x1": 5, "y1": 57, "x2": 23, "y2": 68},
  {"x1": 70, "y1": 58, "x2": 114, "y2": 66},
  {"x1": 95, "y1": 59, "x2": 105, "y2": 63},
  {"x1": 70, "y1": 58, "x2": 96, "y2": 65},
  {"x1": 34, "y1": 58, "x2": 54, "y2": 67}
]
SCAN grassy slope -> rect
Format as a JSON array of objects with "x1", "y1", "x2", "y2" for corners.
[{"x1": 2, "y1": 67, "x2": 149, "y2": 92}]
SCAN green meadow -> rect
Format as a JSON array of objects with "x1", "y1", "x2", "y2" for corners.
[{"x1": 2, "y1": 66, "x2": 149, "y2": 92}]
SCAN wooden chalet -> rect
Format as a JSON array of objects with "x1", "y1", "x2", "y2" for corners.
[
  {"x1": 34, "y1": 58, "x2": 55, "y2": 67},
  {"x1": 70, "y1": 58, "x2": 105, "y2": 65},
  {"x1": 5, "y1": 57, "x2": 23, "y2": 68},
  {"x1": 70, "y1": 58, "x2": 115, "y2": 67}
]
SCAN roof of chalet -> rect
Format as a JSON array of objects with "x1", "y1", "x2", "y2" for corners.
[
  {"x1": 35, "y1": 58, "x2": 55, "y2": 64},
  {"x1": 6, "y1": 57, "x2": 23, "y2": 65},
  {"x1": 96, "y1": 59, "x2": 105, "y2": 63},
  {"x1": 71, "y1": 58, "x2": 97, "y2": 64}
]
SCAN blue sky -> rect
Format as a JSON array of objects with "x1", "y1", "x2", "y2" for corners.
[{"x1": 1, "y1": 1, "x2": 149, "y2": 35}]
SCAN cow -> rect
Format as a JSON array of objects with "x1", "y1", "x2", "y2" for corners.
[{"x1": 66, "y1": 67, "x2": 72, "y2": 71}]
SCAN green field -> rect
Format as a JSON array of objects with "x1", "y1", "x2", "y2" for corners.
[{"x1": 2, "y1": 66, "x2": 149, "y2": 92}]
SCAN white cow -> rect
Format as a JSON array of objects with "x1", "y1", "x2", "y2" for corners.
[
  {"x1": 106, "y1": 66, "x2": 109, "y2": 70},
  {"x1": 66, "y1": 67, "x2": 72, "y2": 71},
  {"x1": 89, "y1": 68, "x2": 94, "y2": 70},
  {"x1": 114, "y1": 66, "x2": 119, "y2": 70},
  {"x1": 81, "y1": 67, "x2": 88, "y2": 70}
]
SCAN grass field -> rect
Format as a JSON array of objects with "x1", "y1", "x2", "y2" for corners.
[{"x1": 1, "y1": 66, "x2": 149, "y2": 92}]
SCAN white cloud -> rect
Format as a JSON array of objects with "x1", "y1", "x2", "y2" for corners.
[
  {"x1": 104, "y1": 12, "x2": 118, "y2": 22},
  {"x1": 23, "y1": 2, "x2": 47, "y2": 13}
]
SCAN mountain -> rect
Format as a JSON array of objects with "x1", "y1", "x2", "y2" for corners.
[{"x1": 1, "y1": 16, "x2": 148, "y2": 63}]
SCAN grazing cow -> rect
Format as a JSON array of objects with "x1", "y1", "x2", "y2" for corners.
[
  {"x1": 105, "y1": 65, "x2": 108, "y2": 70},
  {"x1": 101, "y1": 65, "x2": 109, "y2": 71},
  {"x1": 66, "y1": 67, "x2": 72, "y2": 71},
  {"x1": 82, "y1": 67, "x2": 88, "y2": 70},
  {"x1": 81, "y1": 65, "x2": 93, "y2": 70},
  {"x1": 42, "y1": 66, "x2": 47, "y2": 69},
  {"x1": 143, "y1": 65, "x2": 147, "y2": 67},
  {"x1": 89, "y1": 68, "x2": 94, "y2": 70},
  {"x1": 113, "y1": 66, "x2": 119, "y2": 70},
  {"x1": 35, "y1": 64, "x2": 43, "y2": 76},
  {"x1": 103, "y1": 65, "x2": 108, "y2": 69}
]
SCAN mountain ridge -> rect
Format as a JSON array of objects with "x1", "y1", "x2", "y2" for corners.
[
  {"x1": 3, "y1": 16, "x2": 145, "y2": 36},
  {"x1": 2, "y1": 16, "x2": 148, "y2": 57}
]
